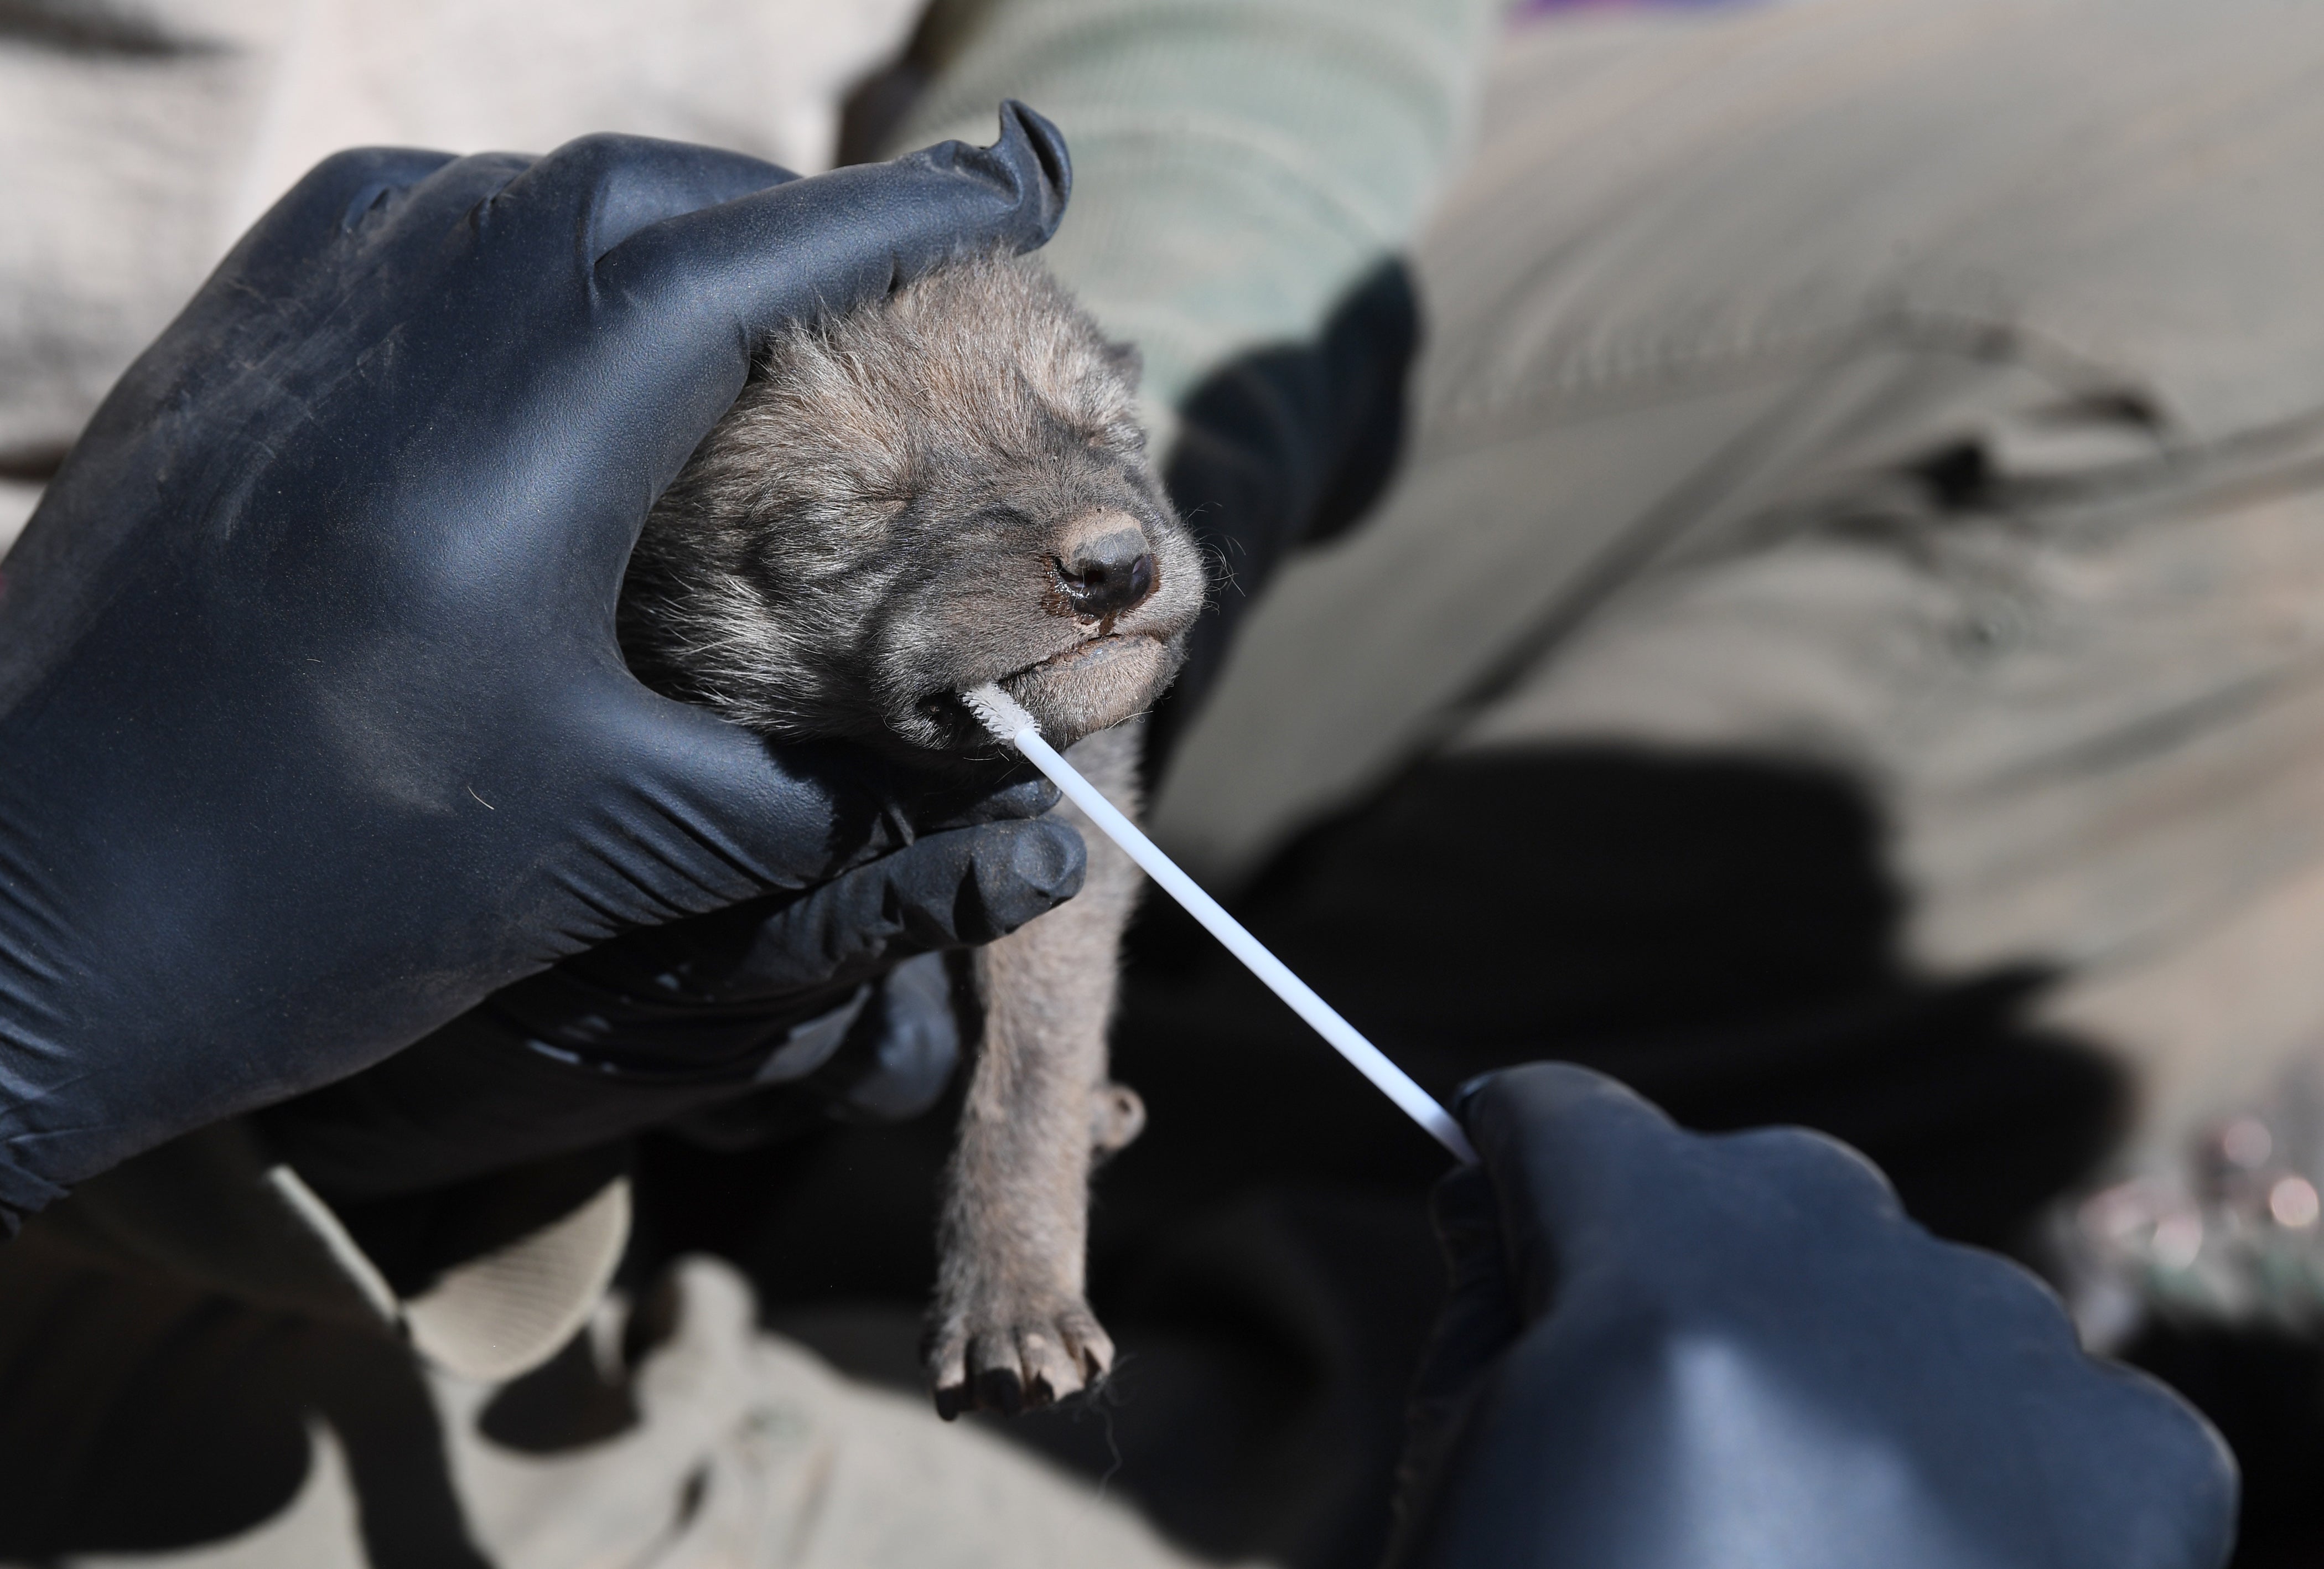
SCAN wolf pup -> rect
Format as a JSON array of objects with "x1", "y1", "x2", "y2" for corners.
[{"x1": 620, "y1": 248, "x2": 1205, "y2": 1417}]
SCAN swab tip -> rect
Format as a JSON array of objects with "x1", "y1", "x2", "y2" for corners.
[{"x1": 962, "y1": 682, "x2": 1039, "y2": 747}]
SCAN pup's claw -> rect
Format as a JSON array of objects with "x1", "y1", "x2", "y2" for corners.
[
  {"x1": 1019, "y1": 1326, "x2": 1087, "y2": 1404},
  {"x1": 976, "y1": 1365, "x2": 1025, "y2": 1415},
  {"x1": 931, "y1": 1332, "x2": 973, "y2": 1421},
  {"x1": 927, "y1": 1298, "x2": 1113, "y2": 1417},
  {"x1": 1057, "y1": 1304, "x2": 1114, "y2": 1386}
]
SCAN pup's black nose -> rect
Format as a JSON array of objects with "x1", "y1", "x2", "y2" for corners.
[{"x1": 1057, "y1": 527, "x2": 1158, "y2": 617}]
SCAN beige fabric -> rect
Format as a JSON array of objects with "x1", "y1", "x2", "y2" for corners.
[
  {"x1": 1152, "y1": 0, "x2": 2324, "y2": 1166},
  {"x1": 32, "y1": 1119, "x2": 403, "y2": 1333},
  {"x1": 0, "y1": 0, "x2": 1503, "y2": 565},
  {"x1": 15, "y1": 1142, "x2": 1231, "y2": 1565},
  {"x1": 887, "y1": 0, "x2": 1503, "y2": 443},
  {"x1": 53, "y1": 1258, "x2": 1232, "y2": 1569},
  {"x1": 0, "y1": 0, "x2": 925, "y2": 561},
  {"x1": 29, "y1": 1117, "x2": 634, "y2": 1382},
  {"x1": 403, "y1": 1176, "x2": 632, "y2": 1384}
]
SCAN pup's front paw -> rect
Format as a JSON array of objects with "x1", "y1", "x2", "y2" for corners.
[{"x1": 927, "y1": 1292, "x2": 1114, "y2": 1420}]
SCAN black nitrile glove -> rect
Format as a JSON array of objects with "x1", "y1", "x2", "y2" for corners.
[
  {"x1": 1390, "y1": 1063, "x2": 2237, "y2": 1569},
  {"x1": 1146, "y1": 262, "x2": 1419, "y2": 765},
  {"x1": 259, "y1": 840, "x2": 1061, "y2": 1201},
  {"x1": 0, "y1": 106, "x2": 1077, "y2": 1230}
]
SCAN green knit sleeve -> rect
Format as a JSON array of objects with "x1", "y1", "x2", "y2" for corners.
[{"x1": 884, "y1": 0, "x2": 1502, "y2": 446}]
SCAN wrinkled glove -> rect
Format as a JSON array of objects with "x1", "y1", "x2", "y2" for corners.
[
  {"x1": 1391, "y1": 1063, "x2": 2237, "y2": 1569},
  {"x1": 260, "y1": 874, "x2": 1039, "y2": 1201},
  {"x1": 0, "y1": 106, "x2": 1077, "y2": 1230}
]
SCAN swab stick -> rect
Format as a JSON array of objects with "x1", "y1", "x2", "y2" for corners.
[{"x1": 963, "y1": 683, "x2": 1477, "y2": 1164}]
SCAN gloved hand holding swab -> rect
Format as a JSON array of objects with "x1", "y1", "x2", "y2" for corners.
[{"x1": 963, "y1": 683, "x2": 1477, "y2": 1164}]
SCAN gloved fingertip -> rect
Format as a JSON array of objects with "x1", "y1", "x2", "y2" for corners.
[
  {"x1": 1004, "y1": 817, "x2": 1086, "y2": 902},
  {"x1": 951, "y1": 818, "x2": 1086, "y2": 941},
  {"x1": 1718, "y1": 1124, "x2": 1908, "y2": 1227},
  {"x1": 978, "y1": 772, "x2": 1064, "y2": 823},
  {"x1": 233, "y1": 147, "x2": 459, "y2": 275},
  {"x1": 1459, "y1": 1063, "x2": 1692, "y2": 1223},
  {"x1": 1472, "y1": 1061, "x2": 1668, "y2": 1133},
  {"x1": 904, "y1": 101, "x2": 1071, "y2": 255},
  {"x1": 1452, "y1": 1072, "x2": 1497, "y2": 1119},
  {"x1": 997, "y1": 100, "x2": 1072, "y2": 231},
  {"x1": 327, "y1": 149, "x2": 464, "y2": 235}
]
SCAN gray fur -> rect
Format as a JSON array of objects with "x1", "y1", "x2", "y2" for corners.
[{"x1": 621, "y1": 250, "x2": 1202, "y2": 1416}]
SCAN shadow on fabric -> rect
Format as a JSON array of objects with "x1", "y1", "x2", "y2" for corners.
[
  {"x1": 639, "y1": 742, "x2": 2126, "y2": 1569},
  {"x1": 0, "y1": 1233, "x2": 491, "y2": 1567},
  {"x1": 1108, "y1": 744, "x2": 2124, "y2": 1255}
]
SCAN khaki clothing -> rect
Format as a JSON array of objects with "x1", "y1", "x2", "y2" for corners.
[
  {"x1": 0, "y1": 0, "x2": 921, "y2": 521},
  {"x1": 1156, "y1": 0, "x2": 2324, "y2": 1169},
  {"x1": 5, "y1": 1240, "x2": 1221, "y2": 1569}
]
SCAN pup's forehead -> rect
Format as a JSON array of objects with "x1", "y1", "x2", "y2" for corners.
[{"x1": 949, "y1": 441, "x2": 1166, "y2": 526}]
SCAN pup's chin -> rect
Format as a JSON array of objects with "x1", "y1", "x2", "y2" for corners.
[{"x1": 1001, "y1": 634, "x2": 1182, "y2": 750}]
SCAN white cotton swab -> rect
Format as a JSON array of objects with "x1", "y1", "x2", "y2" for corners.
[{"x1": 962, "y1": 683, "x2": 1478, "y2": 1166}]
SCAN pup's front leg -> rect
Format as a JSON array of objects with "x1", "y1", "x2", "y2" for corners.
[{"x1": 929, "y1": 722, "x2": 1148, "y2": 1417}]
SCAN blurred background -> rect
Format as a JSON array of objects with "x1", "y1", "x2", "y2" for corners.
[{"x1": 13, "y1": 0, "x2": 2324, "y2": 1563}]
